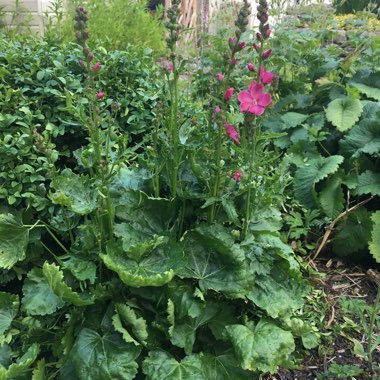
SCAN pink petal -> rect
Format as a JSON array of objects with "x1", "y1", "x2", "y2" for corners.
[
  {"x1": 257, "y1": 93, "x2": 272, "y2": 107},
  {"x1": 240, "y1": 102, "x2": 250, "y2": 113},
  {"x1": 248, "y1": 82, "x2": 264, "y2": 96},
  {"x1": 248, "y1": 104, "x2": 264, "y2": 115},
  {"x1": 238, "y1": 90, "x2": 252, "y2": 103}
]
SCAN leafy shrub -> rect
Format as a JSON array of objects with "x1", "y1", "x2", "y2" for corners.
[
  {"x1": 55, "y1": 0, "x2": 167, "y2": 56},
  {"x1": 0, "y1": 36, "x2": 163, "y2": 212},
  {"x1": 333, "y1": 0, "x2": 380, "y2": 14}
]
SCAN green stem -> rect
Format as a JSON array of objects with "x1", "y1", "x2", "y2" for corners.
[
  {"x1": 42, "y1": 223, "x2": 70, "y2": 255},
  {"x1": 171, "y1": 66, "x2": 179, "y2": 198}
]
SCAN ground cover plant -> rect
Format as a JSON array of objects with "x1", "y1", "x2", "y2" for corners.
[{"x1": 0, "y1": 1, "x2": 379, "y2": 379}]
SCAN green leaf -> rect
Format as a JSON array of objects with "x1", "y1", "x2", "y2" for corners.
[
  {"x1": 0, "y1": 213, "x2": 29, "y2": 269},
  {"x1": 329, "y1": 363, "x2": 364, "y2": 377},
  {"x1": 50, "y1": 169, "x2": 97, "y2": 215},
  {"x1": 32, "y1": 359, "x2": 45, "y2": 380},
  {"x1": 0, "y1": 292, "x2": 19, "y2": 337},
  {"x1": 294, "y1": 156, "x2": 344, "y2": 208},
  {"x1": 112, "y1": 303, "x2": 148, "y2": 346},
  {"x1": 5, "y1": 344, "x2": 40, "y2": 378},
  {"x1": 325, "y1": 97, "x2": 363, "y2": 132},
  {"x1": 62, "y1": 256, "x2": 97, "y2": 284},
  {"x1": 60, "y1": 328, "x2": 140, "y2": 380},
  {"x1": 225, "y1": 320, "x2": 295, "y2": 373},
  {"x1": 101, "y1": 239, "x2": 183, "y2": 287},
  {"x1": 221, "y1": 198, "x2": 241, "y2": 227},
  {"x1": 42, "y1": 262, "x2": 94, "y2": 306},
  {"x1": 114, "y1": 223, "x2": 168, "y2": 261},
  {"x1": 332, "y1": 209, "x2": 373, "y2": 256},
  {"x1": 22, "y1": 268, "x2": 65, "y2": 315},
  {"x1": 369, "y1": 211, "x2": 380, "y2": 263},
  {"x1": 178, "y1": 225, "x2": 252, "y2": 298},
  {"x1": 319, "y1": 174, "x2": 344, "y2": 219},
  {"x1": 142, "y1": 351, "x2": 203, "y2": 380},
  {"x1": 281, "y1": 112, "x2": 308, "y2": 129},
  {"x1": 351, "y1": 82, "x2": 380, "y2": 101},
  {"x1": 353, "y1": 170, "x2": 380, "y2": 196},
  {"x1": 340, "y1": 120, "x2": 380, "y2": 158}
]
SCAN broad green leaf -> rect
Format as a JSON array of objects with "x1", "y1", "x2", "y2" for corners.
[
  {"x1": 177, "y1": 225, "x2": 252, "y2": 298},
  {"x1": 294, "y1": 155, "x2": 344, "y2": 208},
  {"x1": 6, "y1": 344, "x2": 40, "y2": 378},
  {"x1": 113, "y1": 303, "x2": 148, "y2": 346},
  {"x1": 22, "y1": 268, "x2": 65, "y2": 315},
  {"x1": 143, "y1": 351, "x2": 254, "y2": 380},
  {"x1": 353, "y1": 170, "x2": 380, "y2": 196},
  {"x1": 225, "y1": 320, "x2": 295, "y2": 373},
  {"x1": 101, "y1": 239, "x2": 183, "y2": 287},
  {"x1": 62, "y1": 256, "x2": 97, "y2": 284},
  {"x1": 351, "y1": 82, "x2": 380, "y2": 101},
  {"x1": 32, "y1": 359, "x2": 45, "y2": 380},
  {"x1": 281, "y1": 112, "x2": 308, "y2": 129},
  {"x1": 332, "y1": 209, "x2": 373, "y2": 256},
  {"x1": 60, "y1": 328, "x2": 140, "y2": 380},
  {"x1": 50, "y1": 169, "x2": 97, "y2": 215},
  {"x1": 142, "y1": 351, "x2": 203, "y2": 380},
  {"x1": 329, "y1": 363, "x2": 364, "y2": 377},
  {"x1": 248, "y1": 268, "x2": 307, "y2": 319},
  {"x1": 42, "y1": 262, "x2": 94, "y2": 306},
  {"x1": 369, "y1": 211, "x2": 380, "y2": 263},
  {"x1": 325, "y1": 97, "x2": 363, "y2": 132},
  {"x1": 0, "y1": 213, "x2": 29, "y2": 269},
  {"x1": 319, "y1": 174, "x2": 344, "y2": 219},
  {"x1": 114, "y1": 223, "x2": 168, "y2": 260},
  {"x1": 0, "y1": 292, "x2": 19, "y2": 337},
  {"x1": 340, "y1": 120, "x2": 380, "y2": 158}
]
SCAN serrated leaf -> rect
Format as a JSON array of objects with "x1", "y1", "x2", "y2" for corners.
[
  {"x1": 113, "y1": 303, "x2": 148, "y2": 346},
  {"x1": 369, "y1": 211, "x2": 380, "y2": 263},
  {"x1": 32, "y1": 359, "x2": 45, "y2": 380},
  {"x1": 351, "y1": 82, "x2": 380, "y2": 101},
  {"x1": 221, "y1": 198, "x2": 241, "y2": 227},
  {"x1": 332, "y1": 209, "x2": 373, "y2": 256},
  {"x1": 340, "y1": 120, "x2": 380, "y2": 158},
  {"x1": 294, "y1": 155, "x2": 344, "y2": 208},
  {"x1": 42, "y1": 262, "x2": 94, "y2": 306},
  {"x1": 167, "y1": 299, "x2": 175, "y2": 337},
  {"x1": 0, "y1": 292, "x2": 19, "y2": 336},
  {"x1": 60, "y1": 328, "x2": 140, "y2": 380},
  {"x1": 326, "y1": 97, "x2": 363, "y2": 132},
  {"x1": 101, "y1": 239, "x2": 183, "y2": 287},
  {"x1": 114, "y1": 223, "x2": 168, "y2": 261},
  {"x1": 353, "y1": 170, "x2": 380, "y2": 196},
  {"x1": 50, "y1": 169, "x2": 97, "y2": 215},
  {"x1": 6, "y1": 344, "x2": 40, "y2": 378},
  {"x1": 177, "y1": 225, "x2": 252, "y2": 298},
  {"x1": 225, "y1": 320, "x2": 295, "y2": 373},
  {"x1": 22, "y1": 268, "x2": 65, "y2": 315},
  {"x1": 62, "y1": 256, "x2": 97, "y2": 284},
  {"x1": 319, "y1": 174, "x2": 344, "y2": 219},
  {"x1": 281, "y1": 112, "x2": 308, "y2": 129},
  {"x1": 0, "y1": 213, "x2": 29, "y2": 269}
]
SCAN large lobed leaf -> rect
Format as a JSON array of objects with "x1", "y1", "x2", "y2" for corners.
[
  {"x1": 0, "y1": 213, "x2": 29, "y2": 269},
  {"x1": 353, "y1": 170, "x2": 380, "y2": 196},
  {"x1": 60, "y1": 328, "x2": 141, "y2": 380},
  {"x1": 224, "y1": 319, "x2": 295, "y2": 373},
  {"x1": 0, "y1": 292, "x2": 19, "y2": 337},
  {"x1": 325, "y1": 97, "x2": 363, "y2": 132}
]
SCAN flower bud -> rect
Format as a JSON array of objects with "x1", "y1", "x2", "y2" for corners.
[
  {"x1": 253, "y1": 42, "x2": 260, "y2": 52},
  {"x1": 247, "y1": 63, "x2": 255, "y2": 71},
  {"x1": 265, "y1": 28, "x2": 271, "y2": 38},
  {"x1": 256, "y1": 32, "x2": 263, "y2": 42},
  {"x1": 216, "y1": 73, "x2": 224, "y2": 81},
  {"x1": 224, "y1": 88, "x2": 235, "y2": 101},
  {"x1": 92, "y1": 62, "x2": 101, "y2": 72},
  {"x1": 87, "y1": 51, "x2": 94, "y2": 60},
  {"x1": 239, "y1": 41, "x2": 246, "y2": 49},
  {"x1": 97, "y1": 91, "x2": 104, "y2": 100},
  {"x1": 262, "y1": 49, "x2": 272, "y2": 59}
]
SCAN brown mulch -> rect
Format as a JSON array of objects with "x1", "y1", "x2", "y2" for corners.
[{"x1": 275, "y1": 259, "x2": 380, "y2": 380}]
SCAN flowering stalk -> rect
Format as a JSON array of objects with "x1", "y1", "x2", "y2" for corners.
[
  {"x1": 165, "y1": 0, "x2": 181, "y2": 198},
  {"x1": 208, "y1": 0, "x2": 251, "y2": 224},
  {"x1": 74, "y1": 6, "x2": 114, "y2": 245}
]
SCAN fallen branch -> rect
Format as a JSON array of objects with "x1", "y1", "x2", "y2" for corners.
[{"x1": 309, "y1": 197, "x2": 373, "y2": 264}]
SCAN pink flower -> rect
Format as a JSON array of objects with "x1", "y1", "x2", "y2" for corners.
[
  {"x1": 92, "y1": 62, "x2": 101, "y2": 72},
  {"x1": 238, "y1": 81, "x2": 271, "y2": 115},
  {"x1": 239, "y1": 42, "x2": 246, "y2": 49},
  {"x1": 216, "y1": 73, "x2": 224, "y2": 81},
  {"x1": 253, "y1": 42, "x2": 260, "y2": 52},
  {"x1": 259, "y1": 66, "x2": 273, "y2": 84},
  {"x1": 247, "y1": 63, "x2": 255, "y2": 72},
  {"x1": 225, "y1": 123, "x2": 240, "y2": 145},
  {"x1": 97, "y1": 91, "x2": 104, "y2": 100},
  {"x1": 233, "y1": 171, "x2": 243, "y2": 181},
  {"x1": 215, "y1": 105, "x2": 221, "y2": 113},
  {"x1": 224, "y1": 88, "x2": 235, "y2": 101},
  {"x1": 262, "y1": 49, "x2": 272, "y2": 59}
]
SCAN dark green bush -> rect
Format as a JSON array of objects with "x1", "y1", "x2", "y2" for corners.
[{"x1": 333, "y1": 0, "x2": 379, "y2": 14}]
